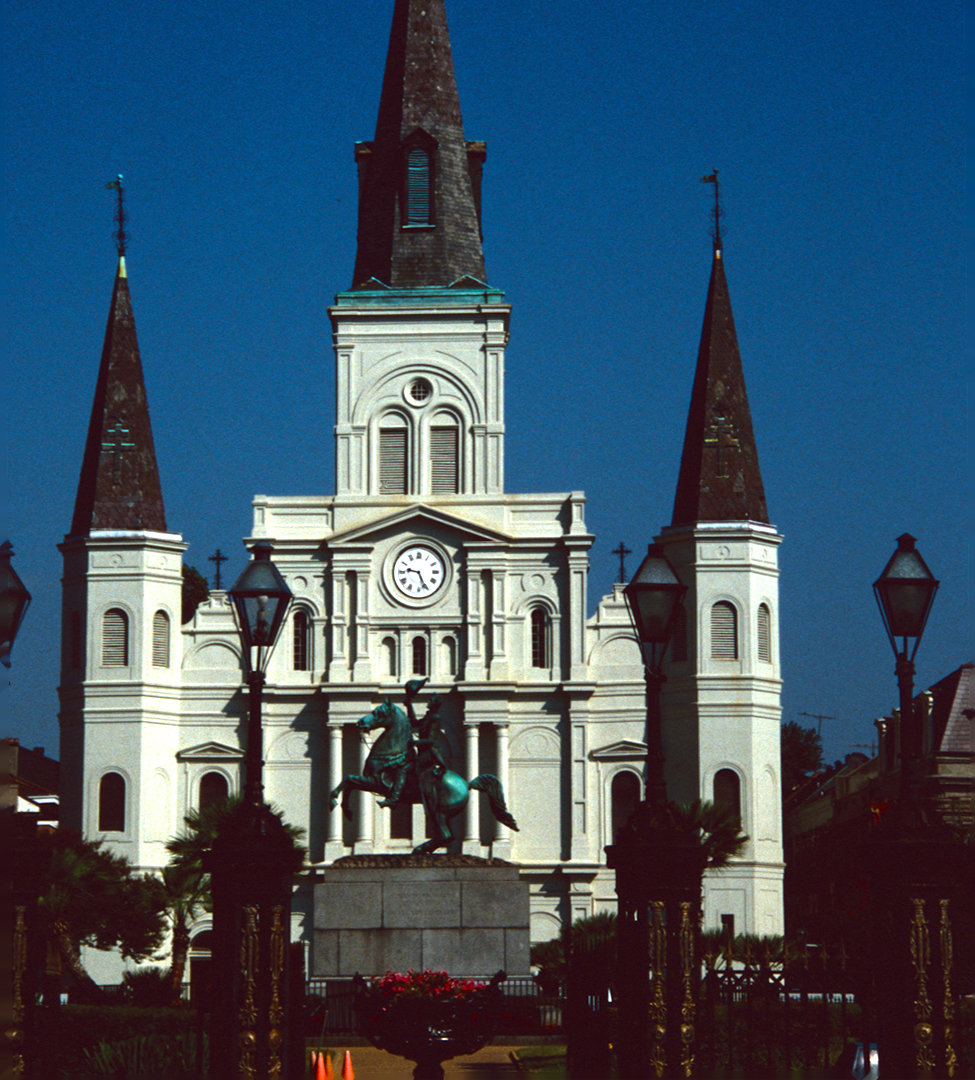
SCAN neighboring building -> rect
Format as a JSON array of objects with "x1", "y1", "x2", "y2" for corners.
[
  {"x1": 58, "y1": 0, "x2": 784, "y2": 982},
  {"x1": 2, "y1": 738, "x2": 60, "y2": 824},
  {"x1": 783, "y1": 662, "x2": 973, "y2": 941}
]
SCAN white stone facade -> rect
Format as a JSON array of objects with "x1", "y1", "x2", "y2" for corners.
[{"x1": 62, "y1": 288, "x2": 783, "y2": 984}]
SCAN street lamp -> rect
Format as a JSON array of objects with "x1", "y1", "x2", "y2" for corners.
[
  {"x1": 0, "y1": 540, "x2": 32, "y2": 668},
  {"x1": 607, "y1": 544, "x2": 701, "y2": 1080},
  {"x1": 228, "y1": 540, "x2": 293, "y2": 807},
  {"x1": 869, "y1": 533, "x2": 962, "y2": 1079},
  {"x1": 872, "y1": 533, "x2": 938, "y2": 807},
  {"x1": 623, "y1": 543, "x2": 688, "y2": 806},
  {"x1": 209, "y1": 541, "x2": 299, "y2": 1080}
]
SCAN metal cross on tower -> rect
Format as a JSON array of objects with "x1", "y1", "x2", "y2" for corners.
[
  {"x1": 101, "y1": 420, "x2": 135, "y2": 484},
  {"x1": 209, "y1": 548, "x2": 228, "y2": 590},
  {"x1": 612, "y1": 541, "x2": 632, "y2": 584},
  {"x1": 105, "y1": 175, "x2": 128, "y2": 256},
  {"x1": 705, "y1": 414, "x2": 739, "y2": 478}
]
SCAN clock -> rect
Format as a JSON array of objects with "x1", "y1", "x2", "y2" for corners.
[{"x1": 392, "y1": 545, "x2": 445, "y2": 599}]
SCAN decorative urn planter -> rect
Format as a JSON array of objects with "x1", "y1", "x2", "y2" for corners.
[{"x1": 354, "y1": 969, "x2": 507, "y2": 1080}]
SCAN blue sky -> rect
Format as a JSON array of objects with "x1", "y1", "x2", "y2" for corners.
[{"x1": 3, "y1": 0, "x2": 967, "y2": 767}]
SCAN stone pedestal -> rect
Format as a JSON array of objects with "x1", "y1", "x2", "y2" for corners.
[{"x1": 312, "y1": 855, "x2": 530, "y2": 978}]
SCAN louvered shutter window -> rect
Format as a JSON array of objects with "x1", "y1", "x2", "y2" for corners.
[
  {"x1": 757, "y1": 604, "x2": 771, "y2": 662},
  {"x1": 102, "y1": 609, "x2": 128, "y2": 666},
  {"x1": 710, "y1": 602, "x2": 738, "y2": 659},
  {"x1": 293, "y1": 610, "x2": 309, "y2": 671},
  {"x1": 406, "y1": 148, "x2": 432, "y2": 224},
  {"x1": 430, "y1": 426, "x2": 459, "y2": 493},
  {"x1": 152, "y1": 611, "x2": 170, "y2": 667},
  {"x1": 379, "y1": 429, "x2": 407, "y2": 493}
]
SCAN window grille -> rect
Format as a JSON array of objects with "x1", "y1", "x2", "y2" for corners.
[
  {"x1": 710, "y1": 602, "x2": 738, "y2": 659},
  {"x1": 757, "y1": 604, "x2": 771, "y2": 662},
  {"x1": 531, "y1": 608, "x2": 550, "y2": 669},
  {"x1": 412, "y1": 636, "x2": 427, "y2": 676},
  {"x1": 102, "y1": 609, "x2": 128, "y2": 666},
  {"x1": 98, "y1": 772, "x2": 125, "y2": 831},
  {"x1": 152, "y1": 611, "x2": 170, "y2": 668},
  {"x1": 405, "y1": 148, "x2": 432, "y2": 224},
  {"x1": 430, "y1": 426, "x2": 459, "y2": 494},
  {"x1": 379, "y1": 429, "x2": 407, "y2": 494},
  {"x1": 293, "y1": 610, "x2": 309, "y2": 671}
]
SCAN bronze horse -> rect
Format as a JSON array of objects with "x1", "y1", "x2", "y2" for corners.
[{"x1": 328, "y1": 697, "x2": 518, "y2": 855}]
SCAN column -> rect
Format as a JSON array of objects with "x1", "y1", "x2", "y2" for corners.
[
  {"x1": 355, "y1": 731, "x2": 374, "y2": 854},
  {"x1": 352, "y1": 566, "x2": 373, "y2": 683},
  {"x1": 490, "y1": 567, "x2": 509, "y2": 680},
  {"x1": 328, "y1": 570, "x2": 346, "y2": 682},
  {"x1": 566, "y1": 545, "x2": 590, "y2": 681},
  {"x1": 492, "y1": 722, "x2": 512, "y2": 859},
  {"x1": 462, "y1": 722, "x2": 481, "y2": 855},
  {"x1": 325, "y1": 724, "x2": 345, "y2": 860},
  {"x1": 464, "y1": 563, "x2": 485, "y2": 680}
]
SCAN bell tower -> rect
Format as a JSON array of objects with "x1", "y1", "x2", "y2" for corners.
[
  {"x1": 657, "y1": 216, "x2": 785, "y2": 935},
  {"x1": 58, "y1": 233, "x2": 185, "y2": 870},
  {"x1": 331, "y1": 0, "x2": 509, "y2": 500}
]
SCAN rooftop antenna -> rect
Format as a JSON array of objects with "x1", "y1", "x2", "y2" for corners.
[
  {"x1": 105, "y1": 174, "x2": 128, "y2": 256},
  {"x1": 799, "y1": 710, "x2": 837, "y2": 738},
  {"x1": 700, "y1": 169, "x2": 722, "y2": 250}
]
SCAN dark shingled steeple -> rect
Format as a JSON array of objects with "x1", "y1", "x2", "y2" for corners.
[
  {"x1": 351, "y1": 0, "x2": 487, "y2": 289},
  {"x1": 671, "y1": 250, "x2": 769, "y2": 526},
  {"x1": 70, "y1": 258, "x2": 167, "y2": 535}
]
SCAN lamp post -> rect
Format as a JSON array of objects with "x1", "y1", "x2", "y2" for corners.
[
  {"x1": 606, "y1": 544, "x2": 703, "y2": 1080},
  {"x1": 0, "y1": 539, "x2": 32, "y2": 668},
  {"x1": 869, "y1": 533, "x2": 962, "y2": 1078},
  {"x1": 209, "y1": 541, "x2": 298, "y2": 1080}
]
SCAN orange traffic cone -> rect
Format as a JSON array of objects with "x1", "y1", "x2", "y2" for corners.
[
  {"x1": 323, "y1": 1050, "x2": 334, "y2": 1080},
  {"x1": 341, "y1": 1050, "x2": 354, "y2": 1080}
]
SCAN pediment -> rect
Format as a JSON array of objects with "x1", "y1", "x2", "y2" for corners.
[
  {"x1": 327, "y1": 505, "x2": 512, "y2": 546},
  {"x1": 589, "y1": 739, "x2": 647, "y2": 761},
  {"x1": 177, "y1": 741, "x2": 244, "y2": 762}
]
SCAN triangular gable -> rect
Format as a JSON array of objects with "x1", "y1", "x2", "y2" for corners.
[
  {"x1": 327, "y1": 504, "x2": 512, "y2": 546},
  {"x1": 177, "y1": 741, "x2": 244, "y2": 762},
  {"x1": 589, "y1": 740, "x2": 647, "y2": 761}
]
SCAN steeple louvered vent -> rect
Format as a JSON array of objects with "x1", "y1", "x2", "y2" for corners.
[
  {"x1": 102, "y1": 609, "x2": 128, "y2": 666},
  {"x1": 406, "y1": 148, "x2": 433, "y2": 225},
  {"x1": 380, "y1": 429, "x2": 407, "y2": 494},
  {"x1": 430, "y1": 426, "x2": 458, "y2": 493},
  {"x1": 711, "y1": 602, "x2": 738, "y2": 659}
]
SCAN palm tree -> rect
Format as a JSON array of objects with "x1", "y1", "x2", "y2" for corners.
[
  {"x1": 159, "y1": 862, "x2": 210, "y2": 1000},
  {"x1": 38, "y1": 829, "x2": 166, "y2": 1000},
  {"x1": 673, "y1": 798, "x2": 749, "y2": 869}
]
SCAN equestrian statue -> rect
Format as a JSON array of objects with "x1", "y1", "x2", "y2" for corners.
[{"x1": 328, "y1": 679, "x2": 519, "y2": 855}]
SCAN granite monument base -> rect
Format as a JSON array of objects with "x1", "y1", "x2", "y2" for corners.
[{"x1": 312, "y1": 855, "x2": 530, "y2": 978}]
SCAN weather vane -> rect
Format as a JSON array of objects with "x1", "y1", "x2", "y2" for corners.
[
  {"x1": 700, "y1": 169, "x2": 722, "y2": 249},
  {"x1": 105, "y1": 174, "x2": 128, "y2": 256}
]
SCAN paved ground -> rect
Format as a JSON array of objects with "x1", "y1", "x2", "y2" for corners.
[{"x1": 308, "y1": 1044, "x2": 528, "y2": 1076}]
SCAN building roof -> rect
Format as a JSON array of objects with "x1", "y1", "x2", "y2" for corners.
[
  {"x1": 671, "y1": 249, "x2": 769, "y2": 526},
  {"x1": 351, "y1": 0, "x2": 487, "y2": 289},
  {"x1": 919, "y1": 661, "x2": 972, "y2": 756},
  {"x1": 70, "y1": 257, "x2": 167, "y2": 535}
]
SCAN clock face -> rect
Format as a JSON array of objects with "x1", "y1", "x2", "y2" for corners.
[{"x1": 392, "y1": 546, "x2": 445, "y2": 599}]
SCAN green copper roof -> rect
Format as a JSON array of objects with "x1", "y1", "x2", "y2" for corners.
[{"x1": 333, "y1": 282, "x2": 506, "y2": 307}]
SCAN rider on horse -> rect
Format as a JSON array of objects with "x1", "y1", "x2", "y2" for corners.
[{"x1": 377, "y1": 678, "x2": 446, "y2": 814}]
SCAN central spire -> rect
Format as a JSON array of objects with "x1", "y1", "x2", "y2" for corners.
[{"x1": 351, "y1": 0, "x2": 487, "y2": 289}]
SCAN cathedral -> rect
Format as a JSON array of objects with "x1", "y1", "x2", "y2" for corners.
[{"x1": 58, "y1": 0, "x2": 784, "y2": 983}]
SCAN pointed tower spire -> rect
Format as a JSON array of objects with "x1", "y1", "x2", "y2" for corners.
[
  {"x1": 671, "y1": 243, "x2": 769, "y2": 526},
  {"x1": 351, "y1": 0, "x2": 487, "y2": 289},
  {"x1": 70, "y1": 254, "x2": 167, "y2": 535}
]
